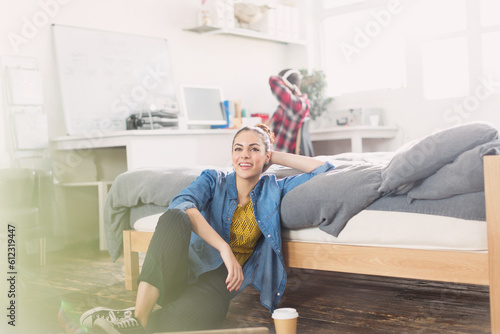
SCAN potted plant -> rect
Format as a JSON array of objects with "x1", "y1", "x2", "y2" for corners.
[{"x1": 299, "y1": 69, "x2": 333, "y2": 121}]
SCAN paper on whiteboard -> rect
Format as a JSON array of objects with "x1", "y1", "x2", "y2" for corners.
[{"x1": 6, "y1": 68, "x2": 44, "y2": 105}]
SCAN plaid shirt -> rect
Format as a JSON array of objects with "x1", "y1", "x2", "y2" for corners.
[{"x1": 268, "y1": 76, "x2": 310, "y2": 153}]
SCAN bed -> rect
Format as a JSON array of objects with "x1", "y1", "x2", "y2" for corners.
[{"x1": 103, "y1": 122, "x2": 500, "y2": 332}]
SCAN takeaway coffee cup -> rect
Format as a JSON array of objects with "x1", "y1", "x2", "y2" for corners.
[{"x1": 272, "y1": 308, "x2": 299, "y2": 334}]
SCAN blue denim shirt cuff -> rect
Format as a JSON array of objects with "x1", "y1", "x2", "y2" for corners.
[
  {"x1": 171, "y1": 201, "x2": 196, "y2": 212},
  {"x1": 311, "y1": 161, "x2": 335, "y2": 174}
]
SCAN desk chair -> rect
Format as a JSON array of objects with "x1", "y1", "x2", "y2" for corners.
[{"x1": 0, "y1": 168, "x2": 54, "y2": 266}]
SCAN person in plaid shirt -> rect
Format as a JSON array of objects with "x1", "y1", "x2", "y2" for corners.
[{"x1": 268, "y1": 69, "x2": 310, "y2": 154}]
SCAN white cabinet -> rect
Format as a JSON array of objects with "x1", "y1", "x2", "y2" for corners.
[{"x1": 310, "y1": 126, "x2": 399, "y2": 154}]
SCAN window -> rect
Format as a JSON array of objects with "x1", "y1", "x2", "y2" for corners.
[
  {"x1": 406, "y1": 0, "x2": 466, "y2": 38},
  {"x1": 319, "y1": 0, "x2": 482, "y2": 100},
  {"x1": 480, "y1": 0, "x2": 500, "y2": 27},
  {"x1": 322, "y1": 6, "x2": 406, "y2": 96},
  {"x1": 480, "y1": 0, "x2": 500, "y2": 95},
  {"x1": 421, "y1": 37, "x2": 469, "y2": 100},
  {"x1": 481, "y1": 31, "x2": 500, "y2": 85}
]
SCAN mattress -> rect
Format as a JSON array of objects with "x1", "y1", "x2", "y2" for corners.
[{"x1": 132, "y1": 209, "x2": 487, "y2": 252}]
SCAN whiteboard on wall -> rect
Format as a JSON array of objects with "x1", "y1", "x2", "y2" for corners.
[{"x1": 52, "y1": 25, "x2": 178, "y2": 135}]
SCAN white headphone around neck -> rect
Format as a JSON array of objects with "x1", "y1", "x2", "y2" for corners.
[
  {"x1": 281, "y1": 69, "x2": 301, "y2": 82},
  {"x1": 281, "y1": 69, "x2": 301, "y2": 92}
]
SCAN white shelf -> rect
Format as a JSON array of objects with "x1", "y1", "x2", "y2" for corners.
[
  {"x1": 184, "y1": 25, "x2": 307, "y2": 45},
  {"x1": 309, "y1": 126, "x2": 399, "y2": 153}
]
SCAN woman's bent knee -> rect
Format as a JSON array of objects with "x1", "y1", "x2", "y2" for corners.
[{"x1": 155, "y1": 209, "x2": 191, "y2": 237}]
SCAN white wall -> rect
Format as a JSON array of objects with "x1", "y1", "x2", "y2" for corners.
[{"x1": 0, "y1": 0, "x2": 308, "y2": 168}]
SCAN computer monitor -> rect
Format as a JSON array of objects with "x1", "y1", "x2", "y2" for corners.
[{"x1": 180, "y1": 85, "x2": 227, "y2": 127}]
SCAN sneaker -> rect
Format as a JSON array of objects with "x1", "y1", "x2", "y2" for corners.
[
  {"x1": 80, "y1": 306, "x2": 135, "y2": 330},
  {"x1": 93, "y1": 315, "x2": 144, "y2": 334}
]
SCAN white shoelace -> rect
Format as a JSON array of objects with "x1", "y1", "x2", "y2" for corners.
[
  {"x1": 95, "y1": 311, "x2": 116, "y2": 322},
  {"x1": 96, "y1": 309, "x2": 132, "y2": 322},
  {"x1": 115, "y1": 316, "x2": 140, "y2": 329}
]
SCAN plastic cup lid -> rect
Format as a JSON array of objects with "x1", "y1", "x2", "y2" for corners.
[{"x1": 272, "y1": 308, "x2": 299, "y2": 320}]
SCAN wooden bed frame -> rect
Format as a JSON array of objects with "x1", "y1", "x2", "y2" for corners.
[{"x1": 122, "y1": 156, "x2": 500, "y2": 332}]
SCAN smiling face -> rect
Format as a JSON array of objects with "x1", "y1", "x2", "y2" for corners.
[{"x1": 232, "y1": 130, "x2": 270, "y2": 183}]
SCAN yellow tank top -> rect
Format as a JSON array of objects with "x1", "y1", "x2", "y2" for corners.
[{"x1": 229, "y1": 200, "x2": 262, "y2": 266}]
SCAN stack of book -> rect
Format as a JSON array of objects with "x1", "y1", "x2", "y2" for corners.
[{"x1": 126, "y1": 110, "x2": 178, "y2": 130}]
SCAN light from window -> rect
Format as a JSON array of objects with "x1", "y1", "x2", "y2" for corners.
[
  {"x1": 480, "y1": 0, "x2": 500, "y2": 27},
  {"x1": 323, "y1": 9, "x2": 406, "y2": 96},
  {"x1": 421, "y1": 36, "x2": 469, "y2": 100},
  {"x1": 406, "y1": 0, "x2": 467, "y2": 38},
  {"x1": 482, "y1": 31, "x2": 500, "y2": 91}
]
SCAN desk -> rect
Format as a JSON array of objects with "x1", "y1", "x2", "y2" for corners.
[
  {"x1": 50, "y1": 129, "x2": 237, "y2": 250},
  {"x1": 51, "y1": 128, "x2": 238, "y2": 171},
  {"x1": 310, "y1": 126, "x2": 398, "y2": 153}
]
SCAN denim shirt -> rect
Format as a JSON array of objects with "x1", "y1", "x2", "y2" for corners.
[{"x1": 168, "y1": 161, "x2": 334, "y2": 312}]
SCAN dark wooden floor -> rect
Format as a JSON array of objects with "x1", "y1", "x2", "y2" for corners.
[{"x1": 9, "y1": 241, "x2": 491, "y2": 334}]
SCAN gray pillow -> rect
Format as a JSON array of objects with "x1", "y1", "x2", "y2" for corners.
[
  {"x1": 280, "y1": 163, "x2": 383, "y2": 237},
  {"x1": 407, "y1": 140, "x2": 500, "y2": 201},
  {"x1": 378, "y1": 122, "x2": 498, "y2": 193}
]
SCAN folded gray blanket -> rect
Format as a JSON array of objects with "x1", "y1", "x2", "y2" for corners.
[
  {"x1": 280, "y1": 162, "x2": 384, "y2": 237},
  {"x1": 280, "y1": 122, "x2": 498, "y2": 235},
  {"x1": 104, "y1": 167, "x2": 205, "y2": 261}
]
